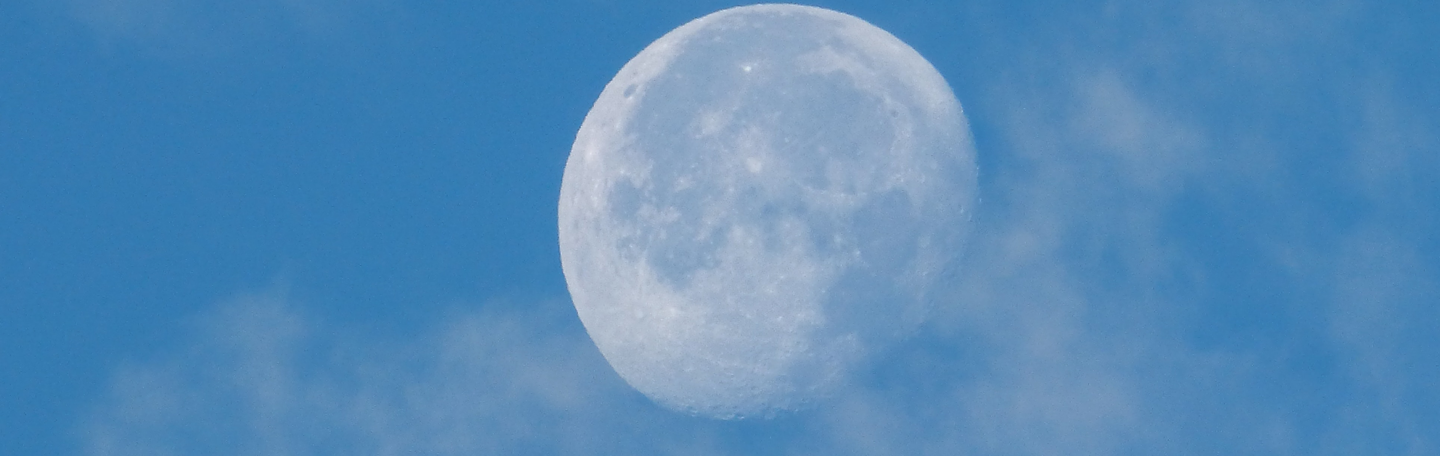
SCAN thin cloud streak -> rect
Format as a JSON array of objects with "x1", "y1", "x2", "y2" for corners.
[{"x1": 83, "y1": 293, "x2": 691, "y2": 456}]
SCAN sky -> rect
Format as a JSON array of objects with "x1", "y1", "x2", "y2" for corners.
[{"x1": 1, "y1": 0, "x2": 1437, "y2": 454}]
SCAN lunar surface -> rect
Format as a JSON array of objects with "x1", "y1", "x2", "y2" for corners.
[{"x1": 558, "y1": 4, "x2": 977, "y2": 419}]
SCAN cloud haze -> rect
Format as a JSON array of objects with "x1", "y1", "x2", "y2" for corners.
[{"x1": 77, "y1": 0, "x2": 1438, "y2": 455}]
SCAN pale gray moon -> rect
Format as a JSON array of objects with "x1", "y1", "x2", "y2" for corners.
[{"x1": 558, "y1": 4, "x2": 977, "y2": 419}]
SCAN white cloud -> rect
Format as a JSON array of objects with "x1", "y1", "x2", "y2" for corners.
[
  {"x1": 82, "y1": 293, "x2": 691, "y2": 456},
  {"x1": 82, "y1": 65, "x2": 1440, "y2": 452},
  {"x1": 78, "y1": 1, "x2": 1440, "y2": 454}
]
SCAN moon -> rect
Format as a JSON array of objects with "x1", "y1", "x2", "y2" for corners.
[{"x1": 558, "y1": 4, "x2": 977, "y2": 419}]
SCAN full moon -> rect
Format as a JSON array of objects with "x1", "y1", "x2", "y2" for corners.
[{"x1": 558, "y1": 4, "x2": 977, "y2": 419}]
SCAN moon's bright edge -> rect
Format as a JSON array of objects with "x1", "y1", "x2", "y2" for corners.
[{"x1": 558, "y1": 4, "x2": 977, "y2": 419}]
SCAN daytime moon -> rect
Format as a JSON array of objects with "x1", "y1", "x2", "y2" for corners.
[{"x1": 558, "y1": 4, "x2": 977, "y2": 419}]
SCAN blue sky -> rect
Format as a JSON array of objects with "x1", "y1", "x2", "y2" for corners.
[{"x1": 2, "y1": 0, "x2": 1437, "y2": 454}]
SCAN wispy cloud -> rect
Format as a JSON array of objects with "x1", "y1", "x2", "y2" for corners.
[
  {"x1": 80, "y1": 1, "x2": 1439, "y2": 454},
  {"x1": 83, "y1": 293, "x2": 684, "y2": 455},
  {"x1": 80, "y1": 68, "x2": 1221, "y2": 456}
]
